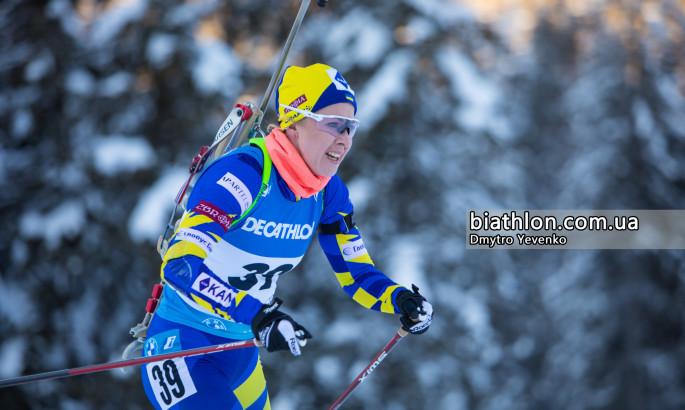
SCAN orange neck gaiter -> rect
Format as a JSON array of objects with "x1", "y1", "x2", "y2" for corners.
[{"x1": 265, "y1": 129, "x2": 330, "y2": 198}]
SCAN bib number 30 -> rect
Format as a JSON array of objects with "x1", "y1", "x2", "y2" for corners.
[
  {"x1": 147, "y1": 358, "x2": 197, "y2": 409},
  {"x1": 228, "y1": 263, "x2": 293, "y2": 291}
]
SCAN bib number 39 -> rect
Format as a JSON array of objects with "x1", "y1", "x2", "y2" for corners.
[{"x1": 146, "y1": 358, "x2": 197, "y2": 409}]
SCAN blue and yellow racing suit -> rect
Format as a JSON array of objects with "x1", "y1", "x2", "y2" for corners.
[{"x1": 141, "y1": 138, "x2": 407, "y2": 409}]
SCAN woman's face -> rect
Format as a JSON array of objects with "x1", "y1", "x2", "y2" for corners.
[{"x1": 288, "y1": 102, "x2": 355, "y2": 177}]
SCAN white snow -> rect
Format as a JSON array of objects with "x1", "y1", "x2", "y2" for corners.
[
  {"x1": 192, "y1": 40, "x2": 243, "y2": 97},
  {"x1": 45, "y1": 0, "x2": 81, "y2": 38},
  {"x1": 323, "y1": 9, "x2": 392, "y2": 71},
  {"x1": 0, "y1": 337, "x2": 26, "y2": 378},
  {"x1": 89, "y1": 0, "x2": 149, "y2": 46},
  {"x1": 24, "y1": 50, "x2": 55, "y2": 82},
  {"x1": 346, "y1": 176, "x2": 373, "y2": 210},
  {"x1": 632, "y1": 98, "x2": 654, "y2": 139},
  {"x1": 98, "y1": 71, "x2": 133, "y2": 98},
  {"x1": 19, "y1": 200, "x2": 86, "y2": 251},
  {"x1": 403, "y1": 0, "x2": 474, "y2": 27},
  {"x1": 313, "y1": 355, "x2": 342, "y2": 386},
  {"x1": 65, "y1": 69, "x2": 96, "y2": 96},
  {"x1": 91, "y1": 135, "x2": 156, "y2": 176},
  {"x1": 67, "y1": 289, "x2": 99, "y2": 364},
  {"x1": 436, "y1": 46, "x2": 509, "y2": 139},
  {"x1": 356, "y1": 50, "x2": 414, "y2": 130},
  {"x1": 11, "y1": 108, "x2": 34, "y2": 140},
  {"x1": 322, "y1": 318, "x2": 369, "y2": 347},
  {"x1": 388, "y1": 235, "x2": 431, "y2": 298},
  {"x1": 165, "y1": 0, "x2": 219, "y2": 28},
  {"x1": 128, "y1": 167, "x2": 188, "y2": 242},
  {"x1": 0, "y1": 276, "x2": 37, "y2": 330},
  {"x1": 404, "y1": 16, "x2": 438, "y2": 44},
  {"x1": 147, "y1": 33, "x2": 177, "y2": 68}
]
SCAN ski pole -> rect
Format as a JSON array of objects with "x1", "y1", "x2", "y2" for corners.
[
  {"x1": 208, "y1": 0, "x2": 328, "y2": 178},
  {"x1": 0, "y1": 339, "x2": 259, "y2": 389},
  {"x1": 258, "y1": 0, "x2": 315, "y2": 117},
  {"x1": 329, "y1": 328, "x2": 409, "y2": 410}
]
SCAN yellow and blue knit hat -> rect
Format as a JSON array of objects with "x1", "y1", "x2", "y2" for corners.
[{"x1": 276, "y1": 63, "x2": 357, "y2": 129}]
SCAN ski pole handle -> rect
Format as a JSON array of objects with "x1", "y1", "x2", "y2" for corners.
[
  {"x1": 329, "y1": 328, "x2": 408, "y2": 410},
  {"x1": 0, "y1": 339, "x2": 260, "y2": 389}
]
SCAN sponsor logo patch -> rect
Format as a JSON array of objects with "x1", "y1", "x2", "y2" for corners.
[
  {"x1": 241, "y1": 217, "x2": 314, "y2": 240},
  {"x1": 326, "y1": 68, "x2": 355, "y2": 95},
  {"x1": 285, "y1": 94, "x2": 307, "y2": 112},
  {"x1": 163, "y1": 335, "x2": 177, "y2": 350},
  {"x1": 191, "y1": 273, "x2": 235, "y2": 307},
  {"x1": 216, "y1": 172, "x2": 252, "y2": 214},
  {"x1": 202, "y1": 318, "x2": 228, "y2": 330},
  {"x1": 193, "y1": 201, "x2": 234, "y2": 232},
  {"x1": 146, "y1": 357, "x2": 197, "y2": 409},
  {"x1": 144, "y1": 338, "x2": 159, "y2": 356},
  {"x1": 341, "y1": 239, "x2": 367, "y2": 261},
  {"x1": 175, "y1": 228, "x2": 215, "y2": 254}
]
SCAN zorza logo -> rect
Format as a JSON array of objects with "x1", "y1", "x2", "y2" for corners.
[
  {"x1": 241, "y1": 217, "x2": 314, "y2": 240},
  {"x1": 191, "y1": 273, "x2": 235, "y2": 307},
  {"x1": 193, "y1": 201, "x2": 233, "y2": 232},
  {"x1": 341, "y1": 239, "x2": 367, "y2": 261}
]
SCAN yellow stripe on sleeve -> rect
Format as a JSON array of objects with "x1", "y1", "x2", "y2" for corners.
[
  {"x1": 351, "y1": 287, "x2": 379, "y2": 309},
  {"x1": 234, "y1": 359, "x2": 268, "y2": 408},
  {"x1": 235, "y1": 292, "x2": 248, "y2": 305},
  {"x1": 335, "y1": 233, "x2": 359, "y2": 245},
  {"x1": 335, "y1": 271, "x2": 354, "y2": 287},
  {"x1": 163, "y1": 240, "x2": 209, "y2": 261},
  {"x1": 190, "y1": 294, "x2": 215, "y2": 313},
  {"x1": 379, "y1": 284, "x2": 401, "y2": 313},
  {"x1": 179, "y1": 213, "x2": 214, "y2": 229},
  {"x1": 347, "y1": 253, "x2": 374, "y2": 265}
]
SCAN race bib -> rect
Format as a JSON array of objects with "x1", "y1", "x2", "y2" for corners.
[{"x1": 146, "y1": 357, "x2": 197, "y2": 410}]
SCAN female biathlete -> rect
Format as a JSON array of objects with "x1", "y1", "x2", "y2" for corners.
[{"x1": 141, "y1": 63, "x2": 433, "y2": 409}]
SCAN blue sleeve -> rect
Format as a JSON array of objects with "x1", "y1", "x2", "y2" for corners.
[
  {"x1": 160, "y1": 151, "x2": 265, "y2": 324},
  {"x1": 317, "y1": 176, "x2": 408, "y2": 314},
  {"x1": 320, "y1": 175, "x2": 354, "y2": 224},
  {"x1": 187, "y1": 151, "x2": 264, "y2": 218}
]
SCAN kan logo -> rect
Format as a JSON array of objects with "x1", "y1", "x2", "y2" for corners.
[
  {"x1": 199, "y1": 277, "x2": 210, "y2": 292},
  {"x1": 191, "y1": 273, "x2": 235, "y2": 307}
]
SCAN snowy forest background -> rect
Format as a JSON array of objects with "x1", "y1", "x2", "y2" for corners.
[{"x1": 2, "y1": 0, "x2": 685, "y2": 409}]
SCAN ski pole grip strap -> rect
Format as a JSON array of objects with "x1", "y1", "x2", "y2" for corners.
[{"x1": 318, "y1": 212, "x2": 355, "y2": 235}]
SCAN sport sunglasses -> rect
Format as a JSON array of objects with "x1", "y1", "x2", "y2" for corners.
[{"x1": 279, "y1": 104, "x2": 360, "y2": 139}]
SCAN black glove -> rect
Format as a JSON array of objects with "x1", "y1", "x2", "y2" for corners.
[
  {"x1": 396, "y1": 285, "x2": 433, "y2": 334},
  {"x1": 251, "y1": 298, "x2": 312, "y2": 356}
]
